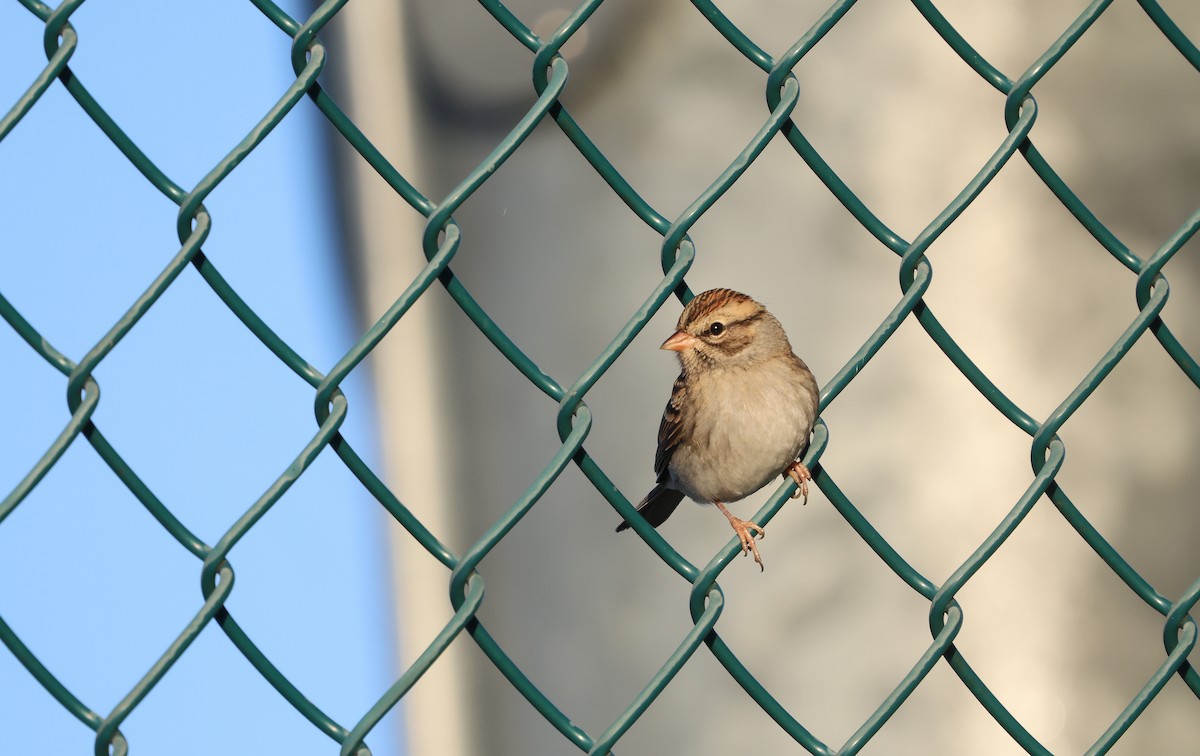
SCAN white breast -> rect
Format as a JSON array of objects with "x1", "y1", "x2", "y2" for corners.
[{"x1": 668, "y1": 358, "x2": 815, "y2": 504}]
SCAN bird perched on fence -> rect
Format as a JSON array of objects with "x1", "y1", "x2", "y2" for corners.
[{"x1": 616, "y1": 288, "x2": 819, "y2": 569}]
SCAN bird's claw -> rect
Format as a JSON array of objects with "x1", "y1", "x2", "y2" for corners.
[
  {"x1": 729, "y1": 516, "x2": 766, "y2": 571},
  {"x1": 785, "y1": 461, "x2": 812, "y2": 504}
]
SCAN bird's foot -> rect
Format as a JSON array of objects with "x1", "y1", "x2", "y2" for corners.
[
  {"x1": 784, "y1": 461, "x2": 812, "y2": 504},
  {"x1": 715, "y1": 500, "x2": 767, "y2": 570},
  {"x1": 730, "y1": 516, "x2": 766, "y2": 570}
]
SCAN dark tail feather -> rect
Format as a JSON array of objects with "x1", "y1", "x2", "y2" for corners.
[{"x1": 615, "y1": 484, "x2": 685, "y2": 532}]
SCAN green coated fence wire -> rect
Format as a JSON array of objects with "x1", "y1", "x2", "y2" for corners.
[{"x1": 3, "y1": 0, "x2": 1200, "y2": 754}]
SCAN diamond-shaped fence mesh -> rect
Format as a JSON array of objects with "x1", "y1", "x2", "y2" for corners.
[{"x1": 3, "y1": 0, "x2": 1200, "y2": 754}]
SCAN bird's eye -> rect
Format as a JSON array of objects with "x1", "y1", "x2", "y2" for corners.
[{"x1": 708, "y1": 322, "x2": 725, "y2": 336}]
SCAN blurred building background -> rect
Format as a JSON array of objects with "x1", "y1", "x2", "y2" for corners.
[{"x1": 330, "y1": 0, "x2": 1200, "y2": 754}]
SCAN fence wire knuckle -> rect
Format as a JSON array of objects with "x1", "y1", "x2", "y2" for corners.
[{"x1": 3, "y1": 0, "x2": 1199, "y2": 753}]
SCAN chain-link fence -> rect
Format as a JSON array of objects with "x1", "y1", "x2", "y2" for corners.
[{"x1": 4, "y1": 0, "x2": 1200, "y2": 754}]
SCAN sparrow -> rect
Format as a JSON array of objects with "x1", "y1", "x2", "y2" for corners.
[{"x1": 617, "y1": 288, "x2": 819, "y2": 569}]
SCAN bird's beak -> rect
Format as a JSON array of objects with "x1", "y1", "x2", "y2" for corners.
[{"x1": 660, "y1": 330, "x2": 696, "y2": 352}]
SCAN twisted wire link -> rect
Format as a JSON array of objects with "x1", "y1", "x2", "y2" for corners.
[{"x1": 1, "y1": 0, "x2": 1198, "y2": 754}]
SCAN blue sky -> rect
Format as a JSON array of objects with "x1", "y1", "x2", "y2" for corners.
[{"x1": 0, "y1": 2, "x2": 403, "y2": 753}]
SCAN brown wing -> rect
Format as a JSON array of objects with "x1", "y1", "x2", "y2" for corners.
[{"x1": 654, "y1": 373, "x2": 688, "y2": 483}]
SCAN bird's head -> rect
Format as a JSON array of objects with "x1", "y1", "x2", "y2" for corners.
[{"x1": 661, "y1": 288, "x2": 790, "y2": 372}]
